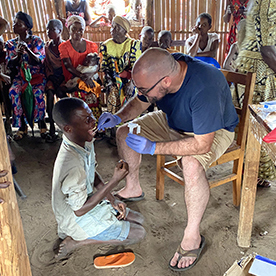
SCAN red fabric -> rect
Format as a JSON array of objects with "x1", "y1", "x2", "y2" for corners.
[
  {"x1": 59, "y1": 39, "x2": 98, "y2": 82},
  {"x1": 225, "y1": 0, "x2": 249, "y2": 55},
  {"x1": 263, "y1": 128, "x2": 276, "y2": 143}
]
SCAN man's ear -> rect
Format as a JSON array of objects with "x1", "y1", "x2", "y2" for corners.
[
  {"x1": 64, "y1": 125, "x2": 71, "y2": 133},
  {"x1": 163, "y1": 76, "x2": 172, "y2": 87}
]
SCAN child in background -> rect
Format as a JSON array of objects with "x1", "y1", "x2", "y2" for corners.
[
  {"x1": 139, "y1": 26, "x2": 154, "y2": 53},
  {"x1": 186, "y1": 13, "x2": 220, "y2": 68},
  {"x1": 158, "y1": 30, "x2": 178, "y2": 54},
  {"x1": 52, "y1": 97, "x2": 145, "y2": 259},
  {"x1": 65, "y1": 52, "x2": 102, "y2": 123},
  {"x1": 223, "y1": 19, "x2": 246, "y2": 71},
  {"x1": 45, "y1": 19, "x2": 66, "y2": 143}
]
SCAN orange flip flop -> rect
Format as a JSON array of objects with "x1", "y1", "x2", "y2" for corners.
[{"x1": 94, "y1": 252, "x2": 135, "y2": 269}]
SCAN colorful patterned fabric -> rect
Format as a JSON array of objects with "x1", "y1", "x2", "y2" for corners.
[
  {"x1": 236, "y1": 0, "x2": 276, "y2": 181},
  {"x1": 226, "y1": 0, "x2": 249, "y2": 54},
  {"x1": 5, "y1": 36, "x2": 46, "y2": 127},
  {"x1": 100, "y1": 37, "x2": 142, "y2": 114}
]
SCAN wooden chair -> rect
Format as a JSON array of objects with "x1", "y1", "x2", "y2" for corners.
[{"x1": 156, "y1": 70, "x2": 256, "y2": 206}]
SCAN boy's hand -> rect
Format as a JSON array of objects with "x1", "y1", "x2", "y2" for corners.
[
  {"x1": 112, "y1": 199, "x2": 126, "y2": 220},
  {"x1": 112, "y1": 160, "x2": 129, "y2": 182}
]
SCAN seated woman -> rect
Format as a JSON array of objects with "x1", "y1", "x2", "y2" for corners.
[
  {"x1": 59, "y1": 15, "x2": 100, "y2": 120},
  {"x1": 186, "y1": 13, "x2": 220, "y2": 68},
  {"x1": 100, "y1": 15, "x2": 142, "y2": 115},
  {"x1": 6, "y1": 11, "x2": 47, "y2": 140}
]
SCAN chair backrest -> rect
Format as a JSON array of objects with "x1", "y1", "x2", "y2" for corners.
[{"x1": 219, "y1": 69, "x2": 256, "y2": 150}]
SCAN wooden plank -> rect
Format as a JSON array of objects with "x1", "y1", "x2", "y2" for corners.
[
  {"x1": 165, "y1": 0, "x2": 169, "y2": 30},
  {"x1": 176, "y1": 0, "x2": 180, "y2": 41},
  {"x1": 154, "y1": 0, "x2": 161, "y2": 36},
  {"x1": 209, "y1": 174, "x2": 237, "y2": 188},
  {"x1": 156, "y1": 155, "x2": 165, "y2": 200},
  {"x1": 237, "y1": 114, "x2": 261, "y2": 248},
  {"x1": 163, "y1": 168, "x2": 184, "y2": 185},
  {"x1": 145, "y1": 0, "x2": 154, "y2": 27},
  {"x1": 0, "y1": 113, "x2": 32, "y2": 276}
]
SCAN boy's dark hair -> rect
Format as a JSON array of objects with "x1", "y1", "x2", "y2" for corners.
[
  {"x1": 140, "y1": 26, "x2": 154, "y2": 35},
  {"x1": 158, "y1": 30, "x2": 172, "y2": 39},
  {"x1": 53, "y1": 98, "x2": 84, "y2": 127},
  {"x1": 197, "y1": 12, "x2": 212, "y2": 26},
  {"x1": 47, "y1": 19, "x2": 63, "y2": 31}
]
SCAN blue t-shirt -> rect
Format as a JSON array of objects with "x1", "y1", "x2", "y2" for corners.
[{"x1": 138, "y1": 53, "x2": 239, "y2": 135}]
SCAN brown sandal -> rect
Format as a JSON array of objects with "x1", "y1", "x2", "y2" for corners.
[
  {"x1": 257, "y1": 178, "x2": 271, "y2": 188},
  {"x1": 14, "y1": 127, "x2": 28, "y2": 141}
]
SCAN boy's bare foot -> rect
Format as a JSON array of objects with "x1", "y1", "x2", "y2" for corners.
[{"x1": 55, "y1": 237, "x2": 78, "y2": 260}]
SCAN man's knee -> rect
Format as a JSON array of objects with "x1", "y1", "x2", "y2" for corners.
[{"x1": 181, "y1": 156, "x2": 205, "y2": 179}]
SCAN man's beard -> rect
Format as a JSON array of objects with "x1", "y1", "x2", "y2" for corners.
[{"x1": 147, "y1": 87, "x2": 170, "y2": 104}]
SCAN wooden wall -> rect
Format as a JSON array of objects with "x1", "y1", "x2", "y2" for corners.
[{"x1": 0, "y1": 0, "x2": 229, "y2": 65}]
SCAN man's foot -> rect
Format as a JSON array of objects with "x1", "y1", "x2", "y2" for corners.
[
  {"x1": 169, "y1": 235, "x2": 205, "y2": 271},
  {"x1": 55, "y1": 237, "x2": 78, "y2": 260},
  {"x1": 113, "y1": 187, "x2": 144, "y2": 202}
]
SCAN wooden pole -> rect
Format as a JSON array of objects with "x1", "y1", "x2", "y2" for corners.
[
  {"x1": 145, "y1": 0, "x2": 153, "y2": 27},
  {"x1": 0, "y1": 112, "x2": 32, "y2": 275}
]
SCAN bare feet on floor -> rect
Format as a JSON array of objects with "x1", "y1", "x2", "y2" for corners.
[{"x1": 55, "y1": 237, "x2": 78, "y2": 260}]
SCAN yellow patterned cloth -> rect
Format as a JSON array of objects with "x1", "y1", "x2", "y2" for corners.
[
  {"x1": 100, "y1": 37, "x2": 142, "y2": 114},
  {"x1": 236, "y1": 0, "x2": 276, "y2": 181}
]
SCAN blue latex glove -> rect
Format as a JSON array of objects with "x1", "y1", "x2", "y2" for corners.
[
  {"x1": 125, "y1": 133, "x2": 156, "y2": 155},
  {"x1": 97, "y1": 112, "x2": 121, "y2": 131}
]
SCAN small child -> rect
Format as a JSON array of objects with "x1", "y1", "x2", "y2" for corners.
[
  {"x1": 186, "y1": 13, "x2": 220, "y2": 68},
  {"x1": 45, "y1": 19, "x2": 65, "y2": 143},
  {"x1": 139, "y1": 26, "x2": 154, "y2": 53},
  {"x1": 65, "y1": 53, "x2": 103, "y2": 122},
  {"x1": 158, "y1": 30, "x2": 178, "y2": 54},
  {"x1": 223, "y1": 19, "x2": 246, "y2": 71},
  {"x1": 52, "y1": 97, "x2": 145, "y2": 259}
]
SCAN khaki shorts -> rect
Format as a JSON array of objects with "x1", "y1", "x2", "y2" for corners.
[{"x1": 132, "y1": 110, "x2": 235, "y2": 171}]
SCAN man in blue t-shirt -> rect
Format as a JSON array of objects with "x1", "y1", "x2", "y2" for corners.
[{"x1": 97, "y1": 48, "x2": 238, "y2": 272}]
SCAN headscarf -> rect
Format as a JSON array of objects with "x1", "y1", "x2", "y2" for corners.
[
  {"x1": 15, "y1": 11, "x2": 33, "y2": 30},
  {"x1": 66, "y1": 15, "x2": 85, "y2": 30},
  {"x1": 113, "y1": 16, "x2": 131, "y2": 33}
]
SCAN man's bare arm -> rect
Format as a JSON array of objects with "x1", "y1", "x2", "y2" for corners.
[{"x1": 155, "y1": 132, "x2": 215, "y2": 156}]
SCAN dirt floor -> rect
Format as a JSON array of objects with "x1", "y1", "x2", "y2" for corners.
[{"x1": 10, "y1": 125, "x2": 276, "y2": 276}]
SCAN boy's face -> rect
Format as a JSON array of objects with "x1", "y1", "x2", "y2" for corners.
[
  {"x1": 158, "y1": 34, "x2": 171, "y2": 49},
  {"x1": 83, "y1": 55, "x2": 98, "y2": 67},
  {"x1": 47, "y1": 24, "x2": 61, "y2": 40},
  {"x1": 68, "y1": 104, "x2": 96, "y2": 144},
  {"x1": 140, "y1": 31, "x2": 154, "y2": 49},
  {"x1": 196, "y1": 17, "x2": 211, "y2": 35}
]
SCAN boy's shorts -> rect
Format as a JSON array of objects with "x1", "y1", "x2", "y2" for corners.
[
  {"x1": 82, "y1": 201, "x2": 130, "y2": 241},
  {"x1": 132, "y1": 110, "x2": 235, "y2": 171}
]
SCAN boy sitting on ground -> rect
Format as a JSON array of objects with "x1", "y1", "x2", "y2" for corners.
[
  {"x1": 158, "y1": 30, "x2": 178, "y2": 54},
  {"x1": 52, "y1": 97, "x2": 145, "y2": 259},
  {"x1": 65, "y1": 53, "x2": 103, "y2": 123}
]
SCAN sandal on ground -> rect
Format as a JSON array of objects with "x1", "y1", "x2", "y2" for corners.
[
  {"x1": 40, "y1": 128, "x2": 48, "y2": 139},
  {"x1": 45, "y1": 132, "x2": 60, "y2": 143},
  {"x1": 94, "y1": 252, "x2": 135, "y2": 269},
  {"x1": 169, "y1": 235, "x2": 206, "y2": 272},
  {"x1": 257, "y1": 178, "x2": 271, "y2": 188},
  {"x1": 14, "y1": 127, "x2": 28, "y2": 141}
]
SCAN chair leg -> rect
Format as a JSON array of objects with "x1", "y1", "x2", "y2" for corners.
[
  {"x1": 156, "y1": 154, "x2": 165, "y2": 200},
  {"x1": 232, "y1": 157, "x2": 243, "y2": 206}
]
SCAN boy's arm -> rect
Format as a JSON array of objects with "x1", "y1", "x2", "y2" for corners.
[{"x1": 74, "y1": 160, "x2": 128, "y2": 217}]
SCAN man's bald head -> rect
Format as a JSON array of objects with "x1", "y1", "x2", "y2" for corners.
[{"x1": 133, "y1": 47, "x2": 177, "y2": 79}]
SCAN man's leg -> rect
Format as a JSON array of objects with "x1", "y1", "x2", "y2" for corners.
[
  {"x1": 170, "y1": 156, "x2": 209, "y2": 269},
  {"x1": 116, "y1": 125, "x2": 143, "y2": 198},
  {"x1": 56, "y1": 221, "x2": 145, "y2": 259}
]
